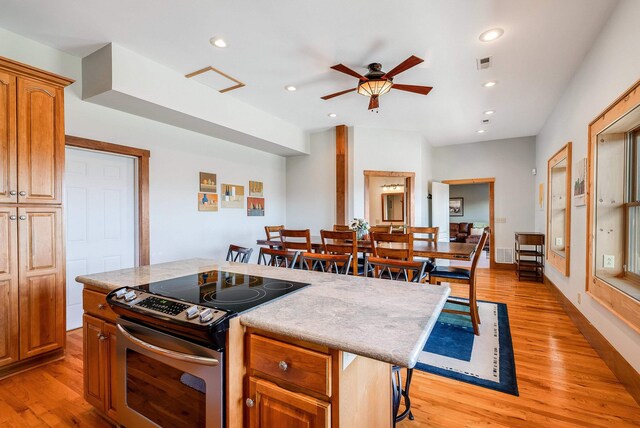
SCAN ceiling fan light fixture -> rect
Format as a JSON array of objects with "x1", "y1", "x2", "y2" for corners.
[{"x1": 357, "y1": 79, "x2": 393, "y2": 97}]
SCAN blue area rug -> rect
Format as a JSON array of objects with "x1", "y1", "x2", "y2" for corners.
[{"x1": 415, "y1": 299, "x2": 519, "y2": 396}]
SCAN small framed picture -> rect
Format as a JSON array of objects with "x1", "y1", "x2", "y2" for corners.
[
  {"x1": 199, "y1": 172, "x2": 217, "y2": 193},
  {"x1": 449, "y1": 197, "x2": 464, "y2": 217},
  {"x1": 198, "y1": 193, "x2": 218, "y2": 211}
]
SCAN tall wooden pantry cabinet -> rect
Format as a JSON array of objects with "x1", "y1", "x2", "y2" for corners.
[{"x1": 0, "y1": 56, "x2": 73, "y2": 378}]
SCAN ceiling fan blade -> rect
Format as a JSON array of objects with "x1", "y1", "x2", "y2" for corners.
[
  {"x1": 321, "y1": 87, "x2": 357, "y2": 100},
  {"x1": 368, "y1": 96, "x2": 379, "y2": 110},
  {"x1": 392, "y1": 84, "x2": 433, "y2": 95},
  {"x1": 383, "y1": 55, "x2": 424, "y2": 79},
  {"x1": 330, "y1": 64, "x2": 368, "y2": 81}
]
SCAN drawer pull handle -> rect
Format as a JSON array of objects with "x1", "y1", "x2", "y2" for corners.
[
  {"x1": 9, "y1": 215, "x2": 17, "y2": 221},
  {"x1": 98, "y1": 304, "x2": 106, "y2": 310},
  {"x1": 19, "y1": 191, "x2": 26, "y2": 196},
  {"x1": 278, "y1": 361, "x2": 288, "y2": 372},
  {"x1": 19, "y1": 215, "x2": 26, "y2": 220},
  {"x1": 97, "y1": 333, "x2": 107, "y2": 341},
  {"x1": 245, "y1": 398, "x2": 255, "y2": 408},
  {"x1": 9, "y1": 190, "x2": 17, "y2": 196}
]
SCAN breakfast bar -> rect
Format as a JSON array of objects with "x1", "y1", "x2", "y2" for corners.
[{"x1": 76, "y1": 258, "x2": 450, "y2": 427}]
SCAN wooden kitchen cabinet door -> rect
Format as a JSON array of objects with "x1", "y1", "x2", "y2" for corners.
[
  {"x1": 0, "y1": 71, "x2": 17, "y2": 204},
  {"x1": 103, "y1": 321, "x2": 119, "y2": 420},
  {"x1": 18, "y1": 206, "x2": 65, "y2": 359},
  {"x1": 249, "y1": 377, "x2": 330, "y2": 428},
  {"x1": 83, "y1": 314, "x2": 105, "y2": 411},
  {"x1": 17, "y1": 77, "x2": 64, "y2": 204},
  {"x1": 0, "y1": 207, "x2": 19, "y2": 367}
]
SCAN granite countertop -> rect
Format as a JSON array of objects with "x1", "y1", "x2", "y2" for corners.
[{"x1": 76, "y1": 258, "x2": 450, "y2": 368}]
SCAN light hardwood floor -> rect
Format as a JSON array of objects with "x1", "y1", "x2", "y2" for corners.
[
  {"x1": 399, "y1": 269, "x2": 640, "y2": 427},
  {"x1": 0, "y1": 270, "x2": 638, "y2": 427}
]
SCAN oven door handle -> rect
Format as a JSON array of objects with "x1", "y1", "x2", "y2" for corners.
[{"x1": 116, "y1": 324, "x2": 220, "y2": 366}]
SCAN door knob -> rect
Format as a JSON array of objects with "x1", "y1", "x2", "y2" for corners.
[
  {"x1": 97, "y1": 333, "x2": 107, "y2": 341},
  {"x1": 278, "y1": 361, "x2": 288, "y2": 372},
  {"x1": 19, "y1": 191, "x2": 26, "y2": 196},
  {"x1": 245, "y1": 398, "x2": 255, "y2": 408},
  {"x1": 19, "y1": 215, "x2": 26, "y2": 220},
  {"x1": 9, "y1": 190, "x2": 16, "y2": 196},
  {"x1": 9, "y1": 215, "x2": 17, "y2": 220}
]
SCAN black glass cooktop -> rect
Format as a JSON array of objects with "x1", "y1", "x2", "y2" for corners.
[{"x1": 135, "y1": 270, "x2": 310, "y2": 314}]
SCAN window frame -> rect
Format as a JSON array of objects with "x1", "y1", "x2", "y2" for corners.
[{"x1": 587, "y1": 79, "x2": 640, "y2": 334}]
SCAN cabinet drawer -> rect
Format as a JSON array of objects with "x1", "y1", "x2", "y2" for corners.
[
  {"x1": 83, "y1": 289, "x2": 117, "y2": 322},
  {"x1": 249, "y1": 334, "x2": 331, "y2": 397}
]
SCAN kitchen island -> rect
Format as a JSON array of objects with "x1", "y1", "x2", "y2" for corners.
[{"x1": 76, "y1": 258, "x2": 450, "y2": 427}]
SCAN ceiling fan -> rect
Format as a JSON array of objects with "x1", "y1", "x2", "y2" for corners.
[{"x1": 321, "y1": 55, "x2": 432, "y2": 110}]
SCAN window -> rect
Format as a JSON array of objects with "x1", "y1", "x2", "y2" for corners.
[
  {"x1": 588, "y1": 82, "x2": 640, "y2": 333},
  {"x1": 626, "y1": 130, "x2": 640, "y2": 277}
]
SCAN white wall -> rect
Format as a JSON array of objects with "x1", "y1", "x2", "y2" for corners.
[
  {"x1": 0, "y1": 27, "x2": 287, "y2": 265},
  {"x1": 535, "y1": 0, "x2": 640, "y2": 372},
  {"x1": 449, "y1": 183, "x2": 490, "y2": 225},
  {"x1": 351, "y1": 127, "x2": 428, "y2": 224},
  {"x1": 286, "y1": 129, "x2": 336, "y2": 232},
  {"x1": 432, "y1": 136, "x2": 536, "y2": 250}
]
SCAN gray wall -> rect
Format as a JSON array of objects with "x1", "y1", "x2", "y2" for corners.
[
  {"x1": 433, "y1": 136, "x2": 536, "y2": 250},
  {"x1": 449, "y1": 183, "x2": 489, "y2": 225}
]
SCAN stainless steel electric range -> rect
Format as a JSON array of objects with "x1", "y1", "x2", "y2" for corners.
[{"x1": 106, "y1": 269, "x2": 310, "y2": 428}]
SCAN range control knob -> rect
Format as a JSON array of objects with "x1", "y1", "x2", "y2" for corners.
[
  {"x1": 199, "y1": 308, "x2": 213, "y2": 323},
  {"x1": 124, "y1": 290, "x2": 137, "y2": 302},
  {"x1": 185, "y1": 305, "x2": 200, "y2": 320},
  {"x1": 115, "y1": 289, "x2": 127, "y2": 299}
]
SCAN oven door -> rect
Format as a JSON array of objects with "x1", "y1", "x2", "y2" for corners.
[{"x1": 116, "y1": 318, "x2": 224, "y2": 428}]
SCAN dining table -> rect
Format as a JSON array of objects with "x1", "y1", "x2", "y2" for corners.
[{"x1": 256, "y1": 236, "x2": 477, "y2": 261}]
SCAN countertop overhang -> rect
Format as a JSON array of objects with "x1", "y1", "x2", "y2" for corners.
[{"x1": 76, "y1": 258, "x2": 450, "y2": 368}]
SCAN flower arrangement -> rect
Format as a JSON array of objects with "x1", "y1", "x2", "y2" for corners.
[{"x1": 349, "y1": 218, "x2": 370, "y2": 240}]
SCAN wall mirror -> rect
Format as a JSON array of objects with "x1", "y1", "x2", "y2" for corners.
[
  {"x1": 381, "y1": 193, "x2": 404, "y2": 222},
  {"x1": 547, "y1": 142, "x2": 572, "y2": 276},
  {"x1": 587, "y1": 80, "x2": 640, "y2": 333}
]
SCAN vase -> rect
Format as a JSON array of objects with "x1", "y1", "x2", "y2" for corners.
[{"x1": 356, "y1": 229, "x2": 367, "y2": 240}]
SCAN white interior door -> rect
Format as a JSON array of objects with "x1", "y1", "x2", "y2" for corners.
[
  {"x1": 431, "y1": 181, "x2": 450, "y2": 242},
  {"x1": 65, "y1": 147, "x2": 137, "y2": 330}
]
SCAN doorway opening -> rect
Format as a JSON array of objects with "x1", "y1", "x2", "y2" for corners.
[
  {"x1": 443, "y1": 178, "x2": 495, "y2": 269},
  {"x1": 364, "y1": 170, "x2": 415, "y2": 227}
]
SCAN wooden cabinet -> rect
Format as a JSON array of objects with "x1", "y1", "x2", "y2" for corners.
[
  {"x1": 0, "y1": 207, "x2": 18, "y2": 367},
  {"x1": 247, "y1": 334, "x2": 332, "y2": 428},
  {"x1": 249, "y1": 377, "x2": 330, "y2": 428},
  {"x1": 16, "y1": 77, "x2": 65, "y2": 204},
  {"x1": 0, "y1": 71, "x2": 17, "y2": 204},
  {"x1": 0, "y1": 56, "x2": 72, "y2": 379},
  {"x1": 18, "y1": 207, "x2": 65, "y2": 359},
  {"x1": 82, "y1": 292, "x2": 118, "y2": 421}
]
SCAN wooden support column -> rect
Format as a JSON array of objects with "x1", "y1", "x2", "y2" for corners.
[{"x1": 336, "y1": 125, "x2": 348, "y2": 225}]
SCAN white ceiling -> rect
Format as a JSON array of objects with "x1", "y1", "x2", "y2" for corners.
[{"x1": 0, "y1": 0, "x2": 618, "y2": 146}]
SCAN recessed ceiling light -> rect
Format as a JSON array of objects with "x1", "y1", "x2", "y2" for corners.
[
  {"x1": 209, "y1": 37, "x2": 227, "y2": 48},
  {"x1": 328, "y1": 113, "x2": 337, "y2": 118},
  {"x1": 479, "y1": 28, "x2": 504, "y2": 42},
  {"x1": 285, "y1": 85, "x2": 297, "y2": 92},
  {"x1": 477, "y1": 129, "x2": 486, "y2": 134},
  {"x1": 483, "y1": 81, "x2": 497, "y2": 88},
  {"x1": 484, "y1": 110, "x2": 495, "y2": 115}
]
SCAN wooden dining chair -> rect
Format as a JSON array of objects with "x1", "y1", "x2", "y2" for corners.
[
  {"x1": 299, "y1": 252, "x2": 352, "y2": 275},
  {"x1": 321, "y1": 229, "x2": 359, "y2": 275},
  {"x1": 264, "y1": 225, "x2": 284, "y2": 249},
  {"x1": 332, "y1": 224, "x2": 351, "y2": 232},
  {"x1": 279, "y1": 229, "x2": 313, "y2": 252},
  {"x1": 428, "y1": 229, "x2": 490, "y2": 335},
  {"x1": 370, "y1": 232, "x2": 426, "y2": 282},
  {"x1": 257, "y1": 247, "x2": 300, "y2": 268},
  {"x1": 407, "y1": 226, "x2": 439, "y2": 242},
  {"x1": 369, "y1": 225, "x2": 392, "y2": 235},
  {"x1": 226, "y1": 244, "x2": 253, "y2": 263}
]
